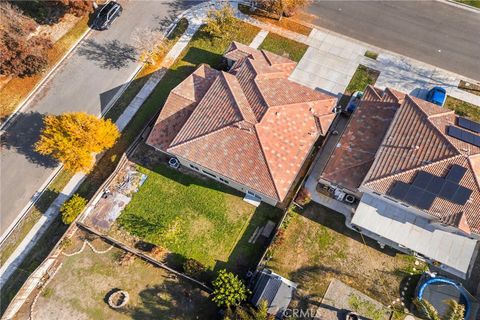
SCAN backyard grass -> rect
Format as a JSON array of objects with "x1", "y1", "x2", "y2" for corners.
[
  {"x1": 117, "y1": 164, "x2": 282, "y2": 273},
  {"x1": 31, "y1": 234, "x2": 216, "y2": 320},
  {"x1": 445, "y1": 96, "x2": 480, "y2": 122},
  {"x1": 266, "y1": 203, "x2": 425, "y2": 310},
  {"x1": 238, "y1": 3, "x2": 313, "y2": 36},
  {"x1": 0, "y1": 15, "x2": 89, "y2": 121},
  {"x1": 259, "y1": 32, "x2": 308, "y2": 62}
]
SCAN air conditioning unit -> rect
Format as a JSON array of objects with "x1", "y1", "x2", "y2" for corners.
[{"x1": 344, "y1": 194, "x2": 356, "y2": 204}]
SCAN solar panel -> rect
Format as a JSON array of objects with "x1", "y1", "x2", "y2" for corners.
[
  {"x1": 426, "y1": 176, "x2": 444, "y2": 195},
  {"x1": 439, "y1": 181, "x2": 459, "y2": 201},
  {"x1": 412, "y1": 171, "x2": 433, "y2": 188},
  {"x1": 458, "y1": 117, "x2": 480, "y2": 133},
  {"x1": 445, "y1": 165, "x2": 467, "y2": 183},
  {"x1": 405, "y1": 186, "x2": 423, "y2": 205},
  {"x1": 452, "y1": 186, "x2": 473, "y2": 205},
  {"x1": 389, "y1": 182, "x2": 410, "y2": 200},
  {"x1": 448, "y1": 126, "x2": 480, "y2": 147},
  {"x1": 416, "y1": 191, "x2": 436, "y2": 209}
]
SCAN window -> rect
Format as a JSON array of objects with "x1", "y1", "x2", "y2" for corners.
[
  {"x1": 247, "y1": 191, "x2": 262, "y2": 200},
  {"x1": 219, "y1": 177, "x2": 229, "y2": 184},
  {"x1": 189, "y1": 164, "x2": 199, "y2": 171},
  {"x1": 202, "y1": 170, "x2": 216, "y2": 178}
]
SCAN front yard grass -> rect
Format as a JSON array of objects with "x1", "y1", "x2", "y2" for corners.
[
  {"x1": 117, "y1": 164, "x2": 282, "y2": 274},
  {"x1": 445, "y1": 96, "x2": 480, "y2": 122},
  {"x1": 31, "y1": 233, "x2": 216, "y2": 320},
  {"x1": 266, "y1": 203, "x2": 424, "y2": 310},
  {"x1": 259, "y1": 32, "x2": 308, "y2": 62},
  {"x1": 345, "y1": 65, "x2": 380, "y2": 95}
]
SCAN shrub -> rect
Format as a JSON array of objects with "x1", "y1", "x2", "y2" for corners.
[
  {"x1": 211, "y1": 269, "x2": 249, "y2": 308},
  {"x1": 60, "y1": 194, "x2": 87, "y2": 224},
  {"x1": 183, "y1": 258, "x2": 206, "y2": 278}
]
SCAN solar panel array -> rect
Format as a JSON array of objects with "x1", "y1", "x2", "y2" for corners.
[
  {"x1": 458, "y1": 117, "x2": 480, "y2": 133},
  {"x1": 388, "y1": 165, "x2": 473, "y2": 210},
  {"x1": 448, "y1": 126, "x2": 480, "y2": 147}
]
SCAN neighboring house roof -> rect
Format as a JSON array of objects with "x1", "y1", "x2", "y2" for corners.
[
  {"x1": 251, "y1": 269, "x2": 297, "y2": 317},
  {"x1": 320, "y1": 86, "x2": 480, "y2": 234},
  {"x1": 362, "y1": 94, "x2": 480, "y2": 234},
  {"x1": 147, "y1": 43, "x2": 337, "y2": 202},
  {"x1": 320, "y1": 86, "x2": 405, "y2": 190}
]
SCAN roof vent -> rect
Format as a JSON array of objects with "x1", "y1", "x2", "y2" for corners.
[{"x1": 411, "y1": 145, "x2": 420, "y2": 151}]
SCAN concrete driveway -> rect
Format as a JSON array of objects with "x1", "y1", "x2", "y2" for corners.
[{"x1": 0, "y1": 0, "x2": 194, "y2": 237}]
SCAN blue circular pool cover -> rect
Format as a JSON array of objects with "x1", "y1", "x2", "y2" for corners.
[{"x1": 416, "y1": 274, "x2": 478, "y2": 320}]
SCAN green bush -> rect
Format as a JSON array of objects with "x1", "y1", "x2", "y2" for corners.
[
  {"x1": 60, "y1": 194, "x2": 87, "y2": 224},
  {"x1": 211, "y1": 269, "x2": 249, "y2": 308}
]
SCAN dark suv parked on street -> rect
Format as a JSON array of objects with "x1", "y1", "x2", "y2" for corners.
[{"x1": 92, "y1": 1, "x2": 122, "y2": 30}]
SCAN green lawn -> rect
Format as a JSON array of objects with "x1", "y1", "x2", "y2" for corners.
[
  {"x1": 445, "y1": 96, "x2": 480, "y2": 122},
  {"x1": 117, "y1": 164, "x2": 282, "y2": 274},
  {"x1": 259, "y1": 32, "x2": 308, "y2": 62},
  {"x1": 456, "y1": 0, "x2": 480, "y2": 8},
  {"x1": 345, "y1": 65, "x2": 380, "y2": 95}
]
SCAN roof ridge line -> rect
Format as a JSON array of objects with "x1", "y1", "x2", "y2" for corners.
[
  {"x1": 364, "y1": 154, "x2": 463, "y2": 186},
  {"x1": 467, "y1": 154, "x2": 480, "y2": 191},
  {"x1": 168, "y1": 123, "x2": 234, "y2": 150},
  {"x1": 405, "y1": 95, "x2": 462, "y2": 154},
  {"x1": 254, "y1": 125, "x2": 282, "y2": 201},
  {"x1": 221, "y1": 72, "x2": 257, "y2": 124}
]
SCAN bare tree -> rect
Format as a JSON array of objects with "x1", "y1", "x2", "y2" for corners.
[{"x1": 131, "y1": 28, "x2": 168, "y2": 64}]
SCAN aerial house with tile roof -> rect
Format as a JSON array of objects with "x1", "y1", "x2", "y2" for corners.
[
  {"x1": 146, "y1": 42, "x2": 337, "y2": 207},
  {"x1": 318, "y1": 86, "x2": 480, "y2": 279}
]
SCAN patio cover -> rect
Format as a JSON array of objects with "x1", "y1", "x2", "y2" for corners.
[{"x1": 352, "y1": 193, "x2": 479, "y2": 279}]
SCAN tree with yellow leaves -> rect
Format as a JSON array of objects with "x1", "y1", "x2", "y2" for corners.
[{"x1": 35, "y1": 112, "x2": 120, "y2": 173}]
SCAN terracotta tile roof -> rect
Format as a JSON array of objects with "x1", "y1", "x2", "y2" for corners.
[
  {"x1": 362, "y1": 92, "x2": 480, "y2": 234},
  {"x1": 321, "y1": 86, "x2": 404, "y2": 190},
  {"x1": 147, "y1": 43, "x2": 337, "y2": 202}
]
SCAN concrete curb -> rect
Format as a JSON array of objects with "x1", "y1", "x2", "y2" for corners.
[
  {"x1": 438, "y1": 0, "x2": 480, "y2": 13},
  {"x1": 0, "y1": 25, "x2": 92, "y2": 132}
]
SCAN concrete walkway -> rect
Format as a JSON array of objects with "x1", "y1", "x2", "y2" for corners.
[
  {"x1": 0, "y1": 4, "x2": 208, "y2": 292},
  {"x1": 249, "y1": 29, "x2": 269, "y2": 49}
]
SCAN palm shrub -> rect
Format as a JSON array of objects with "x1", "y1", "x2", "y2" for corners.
[{"x1": 211, "y1": 269, "x2": 250, "y2": 308}]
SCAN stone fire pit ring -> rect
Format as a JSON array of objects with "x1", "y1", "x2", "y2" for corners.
[{"x1": 108, "y1": 290, "x2": 129, "y2": 309}]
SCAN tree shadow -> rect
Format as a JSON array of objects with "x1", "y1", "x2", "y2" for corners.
[
  {"x1": 77, "y1": 39, "x2": 137, "y2": 70},
  {"x1": 119, "y1": 279, "x2": 218, "y2": 320},
  {"x1": 10, "y1": 0, "x2": 68, "y2": 25},
  {"x1": 152, "y1": 0, "x2": 207, "y2": 31},
  {"x1": 0, "y1": 111, "x2": 57, "y2": 168}
]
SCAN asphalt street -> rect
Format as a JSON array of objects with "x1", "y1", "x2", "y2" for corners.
[
  {"x1": 0, "y1": 0, "x2": 190, "y2": 236},
  {"x1": 307, "y1": 0, "x2": 480, "y2": 81}
]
